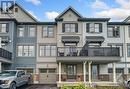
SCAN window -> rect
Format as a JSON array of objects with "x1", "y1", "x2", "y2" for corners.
[
  {"x1": 108, "y1": 68, "x2": 124, "y2": 73},
  {"x1": 0, "y1": 24, "x2": 8, "y2": 33},
  {"x1": 18, "y1": 26, "x2": 24, "y2": 37},
  {"x1": 108, "y1": 26, "x2": 120, "y2": 37},
  {"x1": 28, "y1": 26, "x2": 35, "y2": 37},
  {"x1": 42, "y1": 26, "x2": 54, "y2": 37},
  {"x1": 128, "y1": 26, "x2": 130, "y2": 37},
  {"x1": 94, "y1": 24, "x2": 100, "y2": 32},
  {"x1": 62, "y1": 23, "x2": 78, "y2": 33},
  {"x1": 48, "y1": 69, "x2": 56, "y2": 73},
  {"x1": 39, "y1": 45, "x2": 56, "y2": 57},
  {"x1": 17, "y1": 68, "x2": 33, "y2": 74},
  {"x1": 128, "y1": 44, "x2": 130, "y2": 57},
  {"x1": 39, "y1": 69, "x2": 47, "y2": 73},
  {"x1": 17, "y1": 45, "x2": 35, "y2": 57},
  {"x1": 15, "y1": 8, "x2": 18, "y2": 12},
  {"x1": 86, "y1": 23, "x2": 102, "y2": 33},
  {"x1": 18, "y1": 46, "x2": 23, "y2": 56}
]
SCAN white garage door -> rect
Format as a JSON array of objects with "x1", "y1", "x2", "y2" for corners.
[{"x1": 39, "y1": 68, "x2": 57, "y2": 84}]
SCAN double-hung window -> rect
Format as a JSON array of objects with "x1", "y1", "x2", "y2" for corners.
[
  {"x1": 0, "y1": 23, "x2": 8, "y2": 33},
  {"x1": 39, "y1": 45, "x2": 56, "y2": 57},
  {"x1": 62, "y1": 23, "x2": 78, "y2": 33},
  {"x1": 28, "y1": 26, "x2": 36, "y2": 37},
  {"x1": 18, "y1": 26, "x2": 24, "y2": 37},
  {"x1": 86, "y1": 23, "x2": 102, "y2": 33},
  {"x1": 108, "y1": 26, "x2": 120, "y2": 37},
  {"x1": 42, "y1": 26, "x2": 54, "y2": 37},
  {"x1": 17, "y1": 45, "x2": 35, "y2": 57},
  {"x1": 128, "y1": 44, "x2": 130, "y2": 57}
]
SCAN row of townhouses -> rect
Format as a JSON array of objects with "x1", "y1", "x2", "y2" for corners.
[{"x1": 0, "y1": 2, "x2": 130, "y2": 87}]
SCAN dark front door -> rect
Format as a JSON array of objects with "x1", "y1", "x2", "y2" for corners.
[
  {"x1": 67, "y1": 65, "x2": 76, "y2": 79},
  {"x1": 92, "y1": 65, "x2": 99, "y2": 80}
]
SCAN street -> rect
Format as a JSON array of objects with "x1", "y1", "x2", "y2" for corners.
[{"x1": 18, "y1": 84, "x2": 58, "y2": 89}]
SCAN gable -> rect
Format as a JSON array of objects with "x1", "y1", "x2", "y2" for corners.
[
  {"x1": 0, "y1": 3, "x2": 37, "y2": 22},
  {"x1": 56, "y1": 6, "x2": 83, "y2": 21},
  {"x1": 14, "y1": 5, "x2": 37, "y2": 22},
  {"x1": 61, "y1": 10, "x2": 80, "y2": 21}
]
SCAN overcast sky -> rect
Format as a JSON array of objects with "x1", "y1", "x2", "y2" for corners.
[{"x1": 9, "y1": 0, "x2": 130, "y2": 22}]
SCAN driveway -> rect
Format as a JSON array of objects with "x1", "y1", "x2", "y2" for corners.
[{"x1": 18, "y1": 84, "x2": 58, "y2": 89}]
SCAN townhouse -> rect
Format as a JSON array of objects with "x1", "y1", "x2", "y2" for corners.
[{"x1": 0, "y1": 2, "x2": 130, "y2": 86}]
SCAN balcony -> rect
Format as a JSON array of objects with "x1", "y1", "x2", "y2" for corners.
[
  {"x1": 57, "y1": 47, "x2": 121, "y2": 63},
  {"x1": 0, "y1": 48, "x2": 12, "y2": 60}
]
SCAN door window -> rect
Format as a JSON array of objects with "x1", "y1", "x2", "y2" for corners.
[
  {"x1": 67, "y1": 65, "x2": 76, "y2": 79},
  {"x1": 40, "y1": 69, "x2": 47, "y2": 73}
]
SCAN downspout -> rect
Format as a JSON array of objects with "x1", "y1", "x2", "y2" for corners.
[{"x1": 123, "y1": 26, "x2": 127, "y2": 77}]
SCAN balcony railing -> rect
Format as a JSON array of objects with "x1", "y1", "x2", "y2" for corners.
[
  {"x1": 57, "y1": 47, "x2": 120, "y2": 57},
  {"x1": 0, "y1": 48, "x2": 12, "y2": 60}
]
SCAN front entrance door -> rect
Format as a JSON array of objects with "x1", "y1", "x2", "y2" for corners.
[
  {"x1": 67, "y1": 65, "x2": 76, "y2": 79},
  {"x1": 92, "y1": 65, "x2": 99, "y2": 80}
]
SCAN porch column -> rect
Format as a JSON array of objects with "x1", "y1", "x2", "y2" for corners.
[
  {"x1": 113, "y1": 62, "x2": 116, "y2": 83},
  {"x1": 58, "y1": 62, "x2": 61, "y2": 82},
  {"x1": 0, "y1": 62, "x2": 1, "y2": 72},
  {"x1": 88, "y1": 61, "x2": 92, "y2": 83},
  {"x1": 0, "y1": 37, "x2": 1, "y2": 48},
  {"x1": 83, "y1": 61, "x2": 87, "y2": 82}
]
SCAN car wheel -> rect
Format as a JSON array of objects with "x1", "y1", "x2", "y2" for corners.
[{"x1": 10, "y1": 82, "x2": 16, "y2": 89}]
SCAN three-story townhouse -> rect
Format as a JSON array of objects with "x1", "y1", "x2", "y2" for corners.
[{"x1": 36, "y1": 22, "x2": 57, "y2": 84}]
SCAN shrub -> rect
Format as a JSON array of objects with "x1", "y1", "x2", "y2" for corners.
[
  {"x1": 61, "y1": 84, "x2": 124, "y2": 89},
  {"x1": 61, "y1": 83, "x2": 96, "y2": 89}
]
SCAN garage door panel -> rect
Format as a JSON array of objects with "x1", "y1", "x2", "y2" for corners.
[{"x1": 39, "y1": 68, "x2": 56, "y2": 84}]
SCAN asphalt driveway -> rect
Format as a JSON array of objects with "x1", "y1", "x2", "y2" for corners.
[{"x1": 18, "y1": 84, "x2": 58, "y2": 89}]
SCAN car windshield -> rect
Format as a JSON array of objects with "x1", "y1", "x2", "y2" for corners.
[{"x1": 0, "y1": 71, "x2": 16, "y2": 77}]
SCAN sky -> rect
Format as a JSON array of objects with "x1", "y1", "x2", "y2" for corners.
[{"x1": 2, "y1": 0, "x2": 130, "y2": 22}]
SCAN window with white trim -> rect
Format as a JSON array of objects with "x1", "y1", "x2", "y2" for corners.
[
  {"x1": 108, "y1": 26, "x2": 120, "y2": 37},
  {"x1": 0, "y1": 24, "x2": 8, "y2": 33},
  {"x1": 42, "y1": 26, "x2": 54, "y2": 37},
  {"x1": 17, "y1": 45, "x2": 35, "y2": 57},
  {"x1": 39, "y1": 45, "x2": 56, "y2": 57},
  {"x1": 18, "y1": 26, "x2": 24, "y2": 37},
  {"x1": 28, "y1": 26, "x2": 36, "y2": 37}
]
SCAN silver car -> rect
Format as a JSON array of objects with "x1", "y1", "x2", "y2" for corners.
[{"x1": 0, "y1": 70, "x2": 30, "y2": 89}]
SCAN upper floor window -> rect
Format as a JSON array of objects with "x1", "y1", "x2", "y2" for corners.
[
  {"x1": 0, "y1": 24, "x2": 8, "y2": 33},
  {"x1": 108, "y1": 26, "x2": 120, "y2": 37},
  {"x1": 128, "y1": 44, "x2": 130, "y2": 57},
  {"x1": 17, "y1": 45, "x2": 35, "y2": 57},
  {"x1": 39, "y1": 45, "x2": 56, "y2": 57},
  {"x1": 62, "y1": 23, "x2": 78, "y2": 33},
  {"x1": 28, "y1": 26, "x2": 36, "y2": 37},
  {"x1": 86, "y1": 23, "x2": 102, "y2": 33},
  {"x1": 18, "y1": 26, "x2": 24, "y2": 37},
  {"x1": 129, "y1": 26, "x2": 130, "y2": 37},
  {"x1": 42, "y1": 26, "x2": 54, "y2": 37}
]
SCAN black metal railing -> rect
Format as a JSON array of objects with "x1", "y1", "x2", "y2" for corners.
[
  {"x1": 0, "y1": 48, "x2": 12, "y2": 60},
  {"x1": 57, "y1": 47, "x2": 120, "y2": 57}
]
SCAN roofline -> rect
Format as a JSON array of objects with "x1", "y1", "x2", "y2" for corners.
[
  {"x1": 108, "y1": 22, "x2": 130, "y2": 25},
  {"x1": 17, "y1": 22, "x2": 57, "y2": 25},
  {"x1": 123, "y1": 16, "x2": 130, "y2": 22},
  {"x1": 0, "y1": 18, "x2": 17, "y2": 22},
  {"x1": 78, "y1": 18, "x2": 110, "y2": 22},
  {"x1": 56, "y1": 6, "x2": 83, "y2": 19}
]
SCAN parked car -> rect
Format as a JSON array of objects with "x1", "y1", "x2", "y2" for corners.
[{"x1": 0, "y1": 70, "x2": 30, "y2": 89}]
